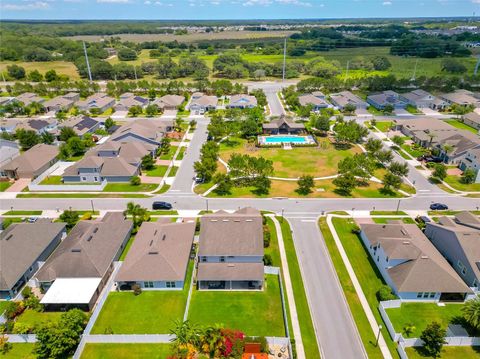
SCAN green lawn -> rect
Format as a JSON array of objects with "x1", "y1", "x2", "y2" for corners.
[
  {"x1": 318, "y1": 217, "x2": 384, "y2": 359},
  {"x1": 375, "y1": 121, "x2": 393, "y2": 132},
  {"x1": 176, "y1": 147, "x2": 186, "y2": 160},
  {"x1": 3, "y1": 210, "x2": 42, "y2": 216},
  {"x1": 279, "y1": 218, "x2": 320, "y2": 359},
  {"x1": 443, "y1": 175, "x2": 480, "y2": 192},
  {"x1": 188, "y1": 274, "x2": 285, "y2": 337},
  {"x1": 406, "y1": 346, "x2": 480, "y2": 359},
  {"x1": 81, "y1": 344, "x2": 171, "y2": 359},
  {"x1": 168, "y1": 166, "x2": 178, "y2": 177},
  {"x1": 91, "y1": 260, "x2": 193, "y2": 334},
  {"x1": 152, "y1": 184, "x2": 170, "y2": 194},
  {"x1": 0, "y1": 343, "x2": 36, "y2": 359},
  {"x1": 372, "y1": 217, "x2": 415, "y2": 224},
  {"x1": 103, "y1": 183, "x2": 157, "y2": 192},
  {"x1": 159, "y1": 146, "x2": 178, "y2": 160},
  {"x1": 265, "y1": 218, "x2": 281, "y2": 268},
  {"x1": 219, "y1": 137, "x2": 361, "y2": 178},
  {"x1": 370, "y1": 211, "x2": 408, "y2": 215},
  {"x1": 145, "y1": 165, "x2": 168, "y2": 177},
  {"x1": 400, "y1": 144, "x2": 429, "y2": 158},
  {"x1": 17, "y1": 193, "x2": 149, "y2": 198},
  {"x1": 13, "y1": 309, "x2": 63, "y2": 332},
  {"x1": 39, "y1": 176, "x2": 63, "y2": 185},
  {"x1": 0, "y1": 301, "x2": 9, "y2": 314},
  {"x1": 0, "y1": 181, "x2": 12, "y2": 192},
  {"x1": 118, "y1": 234, "x2": 135, "y2": 261},
  {"x1": 328, "y1": 217, "x2": 399, "y2": 358},
  {"x1": 386, "y1": 303, "x2": 464, "y2": 338},
  {"x1": 445, "y1": 119, "x2": 478, "y2": 134}
]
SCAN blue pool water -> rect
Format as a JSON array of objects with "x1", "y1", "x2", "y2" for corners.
[{"x1": 264, "y1": 136, "x2": 307, "y2": 144}]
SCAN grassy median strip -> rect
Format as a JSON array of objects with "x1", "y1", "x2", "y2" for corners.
[
  {"x1": 17, "y1": 193, "x2": 149, "y2": 198},
  {"x1": 2, "y1": 210, "x2": 43, "y2": 216},
  {"x1": 328, "y1": 217, "x2": 400, "y2": 358},
  {"x1": 278, "y1": 217, "x2": 320, "y2": 359}
]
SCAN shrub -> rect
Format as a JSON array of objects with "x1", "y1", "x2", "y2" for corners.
[
  {"x1": 130, "y1": 176, "x2": 141, "y2": 186},
  {"x1": 3, "y1": 301, "x2": 24, "y2": 320},
  {"x1": 132, "y1": 283, "x2": 142, "y2": 296},
  {"x1": 351, "y1": 224, "x2": 361, "y2": 234},
  {"x1": 24, "y1": 295, "x2": 43, "y2": 312},
  {"x1": 263, "y1": 225, "x2": 271, "y2": 248},
  {"x1": 80, "y1": 212, "x2": 92, "y2": 221},
  {"x1": 263, "y1": 254, "x2": 273, "y2": 266},
  {"x1": 21, "y1": 286, "x2": 32, "y2": 299},
  {"x1": 13, "y1": 322, "x2": 32, "y2": 334},
  {"x1": 376, "y1": 285, "x2": 397, "y2": 301}
]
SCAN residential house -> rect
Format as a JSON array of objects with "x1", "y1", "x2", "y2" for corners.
[
  {"x1": 437, "y1": 132, "x2": 480, "y2": 164},
  {"x1": 463, "y1": 112, "x2": 480, "y2": 131},
  {"x1": 43, "y1": 93, "x2": 79, "y2": 113},
  {"x1": 16, "y1": 118, "x2": 58, "y2": 134},
  {"x1": 439, "y1": 90, "x2": 480, "y2": 107},
  {"x1": 262, "y1": 117, "x2": 305, "y2": 135},
  {"x1": 228, "y1": 94, "x2": 258, "y2": 109},
  {"x1": 329, "y1": 91, "x2": 368, "y2": 110},
  {"x1": 187, "y1": 92, "x2": 218, "y2": 113},
  {"x1": 298, "y1": 91, "x2": 330, "y2": 111},
  {"x1": 0, "y1": 144, "x2": 58, "y2": 179},
  {"x1": 110, "y1": 119, "x2": 172, "y2": 147},
  {"x1": 115, "y1": 218, "x2": 195, "y2": 290},
  {"x1": 152, "y1": 95, "x2": 185, "y2": 111},
  {"x1": 59, "y1": 115, "x2": 100, "y2": 137},
  {"x1": 0, "y1": 139, "x2": 19, "y2": 167},
  {"x1": 87, "y1": 141, "x2": 156, "y2": 167},
  {"x1": 36, "y1": 212, "x2": 133, "y2": 310},
  {"x1": 0, "y1": 220, "x2": 66, "y2": 299},
  {"x1": 425, "y1": 212, "x2": 480, "y2": 291},
  {"x1": 15, "y1": 92, "x2": 45, "y2": 107},
  {"x1": 77, "y1": 93, "x2": 115, "y2": 113},
  {"x1": 0, "y1": 119, "x2": 20, "y2": 133},
  {"x1": 197, "y1": 208, "x2": 264, "y2": 290},
  {"x1": 114, "y1": 93, "x2": 149, "y2": 112},
  {"x1": 459, "y1": 149, "x2": 480, "y2": 183},
  {"x1": 399, "y1": 89, "x2": 447, "y2": 109},
  {"x1": 367, "y1": 91, "x2": 408, "y2": 110},
  {"x1": 0, "y1": 97, "x2": 15, "y2": 107},
  {"x1": 62, "y1": 156, "x2": 139, "y2": 183},
  {"x1": 360, "y1": 221, "x2": 472, "y2": 301}
]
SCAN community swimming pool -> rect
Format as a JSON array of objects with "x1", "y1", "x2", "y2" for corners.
[{"x1": 258, "y1": 135, "x2": 316, "y2": 146}]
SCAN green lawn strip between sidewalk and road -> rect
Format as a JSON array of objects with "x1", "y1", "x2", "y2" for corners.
[
  {"x1": 2, "y1": 210, "x2": 43, "y2": 216},
  {"x1": 17, "y1": 193, "x2": 149, "y2": 198},
  {"x1": 80, "y1": 343, "x2": 171, "y2": 359}
]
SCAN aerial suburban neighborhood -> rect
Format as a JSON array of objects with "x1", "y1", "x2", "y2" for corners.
[{"x1": 1, "y1": 5, "x2": 480, "y2": 359}]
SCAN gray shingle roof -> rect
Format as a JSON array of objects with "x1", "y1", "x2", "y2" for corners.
[{"x1": 197, "y1": 262, "x2": 264, "y2": 281}]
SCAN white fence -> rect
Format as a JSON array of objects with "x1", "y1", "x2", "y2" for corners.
[
  {"x1": 29, "y1": 162, "x2": 106, "y2": 192},
  {"x1": 379, "y1": 300, "x2": 480, "y2": 359}
]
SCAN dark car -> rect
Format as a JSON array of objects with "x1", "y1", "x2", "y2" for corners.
[
  {"x1": 430, "y1": 203, "x2": 448, "y2": 210},
  {"x1": 424, "y1": 156, "x2": 443, "y2": 163},
  {"x1": 416, "y1": 215, "x2": 432, "y2": 224},
  {"x1": 152, "y1": 201, "x2": 173, "y2": 210}
]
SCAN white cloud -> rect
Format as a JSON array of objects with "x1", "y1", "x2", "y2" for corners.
[
  {"x1": 382, "y1": 1, "x2": 392, "y2": 4},
  {"x1": 97, "y1": 0, "x2": 130, "y2": 3},
  {"x1": 1, "y1": 1, "x2": 50, "y2": 10},
  {"x1": 144, "y1": 0, "x2": 151, "y2": 3},
  {"x1": 276, "y1": 0, "x2": 312, "y2": 6},
  {"x1": 243, "y1": 0, "x2": 272, "y2": 6}
]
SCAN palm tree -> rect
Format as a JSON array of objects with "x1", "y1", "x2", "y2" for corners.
[
  {"x1": 124, "y1": 202, "x2": 148, "y2": 228},
  {"x1": 462, "y1": 296, "x2": 480, "y2": 330},
  {"x1": 170, "y1": 320, "x2": 201, "y2": 358}
]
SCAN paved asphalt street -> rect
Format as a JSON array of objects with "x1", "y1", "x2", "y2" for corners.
[{"x1": 2, "y1": 84, "x2": 479, "y2": 359}]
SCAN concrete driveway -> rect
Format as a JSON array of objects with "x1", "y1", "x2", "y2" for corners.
[
  {"x1": 6, "y1": 178, "x2": 31, "y2": 192},
  {"x1": 419, "y1": 107, "x2": 441, "y2": 116},
  {"x1": 393, "y1": 108, "x2": 411, "y2": 116}
]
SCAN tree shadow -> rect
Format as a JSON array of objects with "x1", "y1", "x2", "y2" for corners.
[
  {"x1": 379, "y1": 188, "x2": 397, "y2": 197},
  {"x1": 333, "y1": 188, "x2": 353, "y2": 197},
  {"x1": 333, "y1": 142, "x2": 353, "y2": 150}
]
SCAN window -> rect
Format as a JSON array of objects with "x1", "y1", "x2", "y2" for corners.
[
  {"x1": 82, "y1": 177, "x2": 86, "y2": 181},
  {"x1": 220, "y1": 256, "x2": 225, "y2": 262},
  {"x1": 94, "y1": 177, "x2": 98, "y2": 182},
  {"x1": 473, "y1": 279, "x2": 478, "y2": 288},
  {"x1": 423, "y1": 292, "x2": 429, "y2": 298},
  {"x1": 457, "y1": 260, "x2": 467, "y2": 275},
  {"x1": 417, "y1": 292, "x2": 423, "y2": 298},
  {"x1": 201, "y1": 256, "x2": 207, "y2": 262},
  {"x1": 143, "y1": 281, "x2": 153, "y2": 288},
  {"x1": 166, "y1": 281, "x2": 176, "y2": 288},
  {"x1": 429, "y1": 292, "x2": 435, "y2": 298}
]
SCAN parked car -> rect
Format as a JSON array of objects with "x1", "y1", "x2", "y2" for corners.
[
  {"x1": 416, "y1": 215, "x2": 431, "y2": 224},
  {"x1": 424, "y1": 156, "x2": 443, "y2": 163},
  {"x1": 152, "y1": 201, "x2": 173, "y2": 210},
  {"x1": 430, "y1": 203, "x2": 448, "y2": 210}
]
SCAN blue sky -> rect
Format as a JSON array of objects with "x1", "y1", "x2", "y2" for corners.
[{"x1": 1, "y1": 0, "x2": 479, "y2": 20}]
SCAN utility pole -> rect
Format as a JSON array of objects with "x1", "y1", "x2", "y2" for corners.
[
  {"x1": 134, "y1": 66, "x2": 138, "y2": 81},
  {"x1": 282, "y1": 37, "x2": 287, "y2": 83},
  {"x1": 344, "y1": 60, "x2": 350, "y2": 84},
  {"x1": 411, "y1": 58, "x2": 419, "y2": 82},
  {"x1": 83, "y1": 41, "x2": 93, "y2": 82}
]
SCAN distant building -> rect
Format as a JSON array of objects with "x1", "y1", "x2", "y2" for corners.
[
  {"x1": 262, "y1": 117, "x2": 305, "y2": 135},
  {"x1": 463, "y1": 112, "x2": 480, "y2": 131},
  {"x1": 152, "y1": 95, "x2": 185, "y2": 111},
  {"x1": 115, "y1": 218, "x2": 195, "y2": 290},
  {"x1": 329, "y1": 91, "x2": 368, "y2": 110},
  {"x1": 15, "y1": 92, "x2": 45, "y2": 107},
  {"x1": 298, "y1": 91, "x2": 330, "y2": 111},
  {"x1": 399, "y1": 89, "x2": 447, "y2": 110},
  {"x1": 59, "y1": 115, "x2": 100, "y2": 137},
  {"x1": 0, "y1": 139, "x2": 19, "y2": 167},
  {"x1": 114, "y1": 93, "x2": 149, "y2": 112},
  {"x1": 77, "y1": 93, "x2": 115, "y2": 113},
  {"x1": 367, "y1": 91, "x2": 408, "y2": 110},
  {"x1": 187, "y1": 92, "x2": 218, "y2": 113},
  {"x1": 459, "y1": 149, "x2": 480, "y2": 183},
  {"x1": 228, "y1": 94, "x2": 257, "y2": 109},
  {"x1": 439, "y1": 90, "x2": 480, "y2": 107},
  {"x1": 43, "y1": 93, "x2": 79, "y2": 113},
  {"x1": 197, "y1": 208, "x2": 264, "y2": 290},
  {"x1": 110, "y1": 119, "x2": 172, "y2": 147}
]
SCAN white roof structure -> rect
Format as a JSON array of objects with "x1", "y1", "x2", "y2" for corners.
[{"x1": 40, "y1": 278, "x2": 101, "y2": 305}]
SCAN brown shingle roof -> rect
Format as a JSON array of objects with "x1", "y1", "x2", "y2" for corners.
[
  {"x1": 35, "y1": 212, "x2": 133, "y2": 282},
  {"x1": 115, "y1": 220, "x2": 195, "y2": 282},
  {"x1": 0, "y1": 144, "x2": 58, "y2": 175}
]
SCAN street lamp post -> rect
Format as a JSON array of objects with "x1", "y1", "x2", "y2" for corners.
[
  {"x1": 91, "y1": 200, "x2": 95, "y2": 214},
  {"x1": 396, "y1": 199, "x2": 401, "y2": 214},
  {"x1": 375, "y1": 325, "x2": 383, "y2": 347},
  {"x1": 281, "y1": 208, "x2": 284, "y2": 222},
  {"x1": 206, "y1": 199, "x2": 209, "y2": 212}
]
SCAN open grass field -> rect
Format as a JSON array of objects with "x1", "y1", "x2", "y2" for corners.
[
  {"x1": 327, "y1": 217, "x2": 400, "y2": 358},
  {"x1": 81, "y1": 343, "x2": 171, "y2": 359},
  {"x1": 444, "y1": 175, "x2": 480, "y2": 192},
  {"x1": 0, "y1": 182, "x2": 12, "y2": 192},
  {"x1": 279, "y1": 218, "x2": 320, "y2": 359},
  {"x1": 1, "y1": 343, "x2": 36, "y2": 359},
  {"x1": 386, "y1": 303, "x2": 465, "y2": 338},
  {"x1": 318, "y1": 217, "x2": 385, "y2": 359},
  {"x1": 406, "y1": 346, "x2": 480, "y2": 359},
  {"x1": 0, "y1": 60, "x2": 80, "y2": 79},
  {"x1": 92, "y1": 260, "x2": 193, "y2": 334},
  {"x1": 219, "y1": 137, "x2": 361, "y2": 178},
  {"x1": 375, "y1": 121, "x2": 393, "y2": 132},
  {"x1": 67, "y1": 30, "x2": 297, "y2": 43},
  {"x1": 188, "y1": 274, "x2": 285, "y2": 337},
  {"x1": 445, "y1": 119, "x2": 478, "y2": 134}
]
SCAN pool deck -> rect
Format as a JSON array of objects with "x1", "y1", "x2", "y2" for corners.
[{"x1": 258, "y1": 135, "x2": 316, "y2": 146}]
